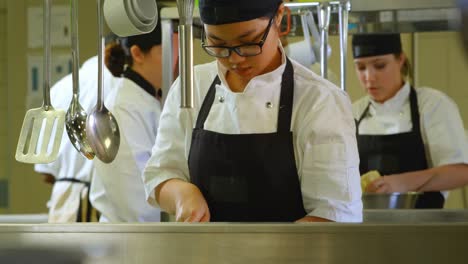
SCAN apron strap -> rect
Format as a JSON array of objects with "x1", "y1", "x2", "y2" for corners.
[
  {"x1": 195, "y1": 76, "x2": 220, "y2": 129},
  {"x1": 76, "y1": 195, "x2": 83, "y2": 222},
  {"x1": 277, "y1": 58, "x2": 295, "y2": 133},
  {"x1": 56, "y1": 178, "x2": 90, "y2": 187},
  {"x1": 356, "y1": 102, "x2": 371, "y2": 134},
  {"x1": 409, "y1": 86, "x2": 421, "y2": 134}
]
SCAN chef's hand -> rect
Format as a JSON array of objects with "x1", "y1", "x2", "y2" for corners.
[
  {"x1": 365, "y1": 175, "x2": 408, "y2": 193},
  {"x1": 174, "y1": 182, "x2": 210, "y2": 223}
]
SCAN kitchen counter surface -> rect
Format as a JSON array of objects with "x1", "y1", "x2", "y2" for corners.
[{"x1": 1, "y1": 213, "x2": 468, "y2": 264}]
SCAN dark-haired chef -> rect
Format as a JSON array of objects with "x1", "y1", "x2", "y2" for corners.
[
  {"x1": 352, "y1": 33, "x2": 468, "y2": 208},
  {"x1": 143, "y1": 0, "x2": 362, "y2": 222}
]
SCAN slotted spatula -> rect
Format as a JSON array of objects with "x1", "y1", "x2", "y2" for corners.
[{"x1": 15, "y1": 0, "x2": 65, "y2": 164}]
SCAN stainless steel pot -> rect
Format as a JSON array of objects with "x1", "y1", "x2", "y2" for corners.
[{"x1": 362, "y1": 192, "x2": 422, "y2": 209}]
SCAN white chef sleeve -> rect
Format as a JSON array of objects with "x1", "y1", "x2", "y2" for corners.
[
  {"x1": 298, "y1": 89, "x2": 363, "y2": 222},
  {"x1": 420, "y1": 90, "x2": 468, "y2": 167},
  {"x1": 143, "y1": 78, "x2": 192, "y2": 207}
]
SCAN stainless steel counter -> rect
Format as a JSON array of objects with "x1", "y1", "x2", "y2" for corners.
[
  {"x1": 364, "y1": 209, "x2": 468, "y2": 223},
  {"x1": 160, "y1": 209, "x2": 468, "y2": 223},
  {"x1": 1, "y1": 219, "x2": 468, "y2": 263},
  {"x1": 0, "y1": 214, "x2": 48, "y2": 223}
]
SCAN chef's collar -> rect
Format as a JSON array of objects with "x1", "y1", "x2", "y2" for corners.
[
  {"x1": 352, "y1": 34, "x2": 402, "y2": 58},
  {"x1": 216, "y1": 39, "x2": 287, "y2": 95},
  {"x1": 123, "y1": 67, "x2": 161, "y2": 99},
  {"x1": 369, "y1": 82, "x2": 410, "y2": 113},
  {"x1": 199, "y1": 0, "x2": 282, "y2": 25}
]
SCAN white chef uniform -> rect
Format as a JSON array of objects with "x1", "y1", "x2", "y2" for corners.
[
  {"x1": 353, "y1": 82, "x2": 468, "y2": 197},
  {"x1": 143, "y1": 44, "x2": 363, "y2": 222},
  {"x1": 90, "y1": 76, "x2": 162, "y2": 222}
]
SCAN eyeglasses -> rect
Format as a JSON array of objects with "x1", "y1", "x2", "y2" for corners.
[{"x1": 201, "y1": 15, "x2": 275, "y2": 58}]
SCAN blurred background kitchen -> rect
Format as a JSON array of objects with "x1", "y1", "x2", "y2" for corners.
[{"x1": 0, "y1": 0, "x2": 467, "y2": 217}]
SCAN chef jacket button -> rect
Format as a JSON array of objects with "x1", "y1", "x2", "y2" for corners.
[
  {"x1": 218, "y1": 96, "x2": 225, "y2": 103},
  {"x1": 266, "y1": 102, "x2": 273, "y2": 108}
]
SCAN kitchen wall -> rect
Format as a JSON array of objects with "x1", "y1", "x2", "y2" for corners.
[
  {"x1": 413, "y1": 32, "x2": 468, "y2": 208},
  {"x1": 2, "y1": 0, "x2": 99, "y2": 214},
  {"x1": 0, "y1": 1, "x2": 7, "y2": 214},
  {"x1": 1, "y1": 2, "x2": 467, "y2": 214}
]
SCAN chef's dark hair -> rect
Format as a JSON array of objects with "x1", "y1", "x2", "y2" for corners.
[{"x1": 105, "y1": 7, "x2": 163, "y2": 77}]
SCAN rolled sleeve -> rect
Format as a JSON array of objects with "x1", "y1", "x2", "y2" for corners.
[
  {"x1": 297, "y1": 88, "x2": 363, "y2": 222},
  {"x1": 301, "y1": 142, "x2": 362, "y2": 222},
  {"x1": 142, "y1": 78, "x2": 191, "y2": 208},
  {"x1": 421, "y1": 91, "x2": 468, "y2": 167}
]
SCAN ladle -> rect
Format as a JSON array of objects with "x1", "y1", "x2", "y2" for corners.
[
  {"x1": 86, "y1": 0, "x2": 120, "y2": 163},
  {"x1": 65, "y1": 0, "x2": 95, "y2": 160}
]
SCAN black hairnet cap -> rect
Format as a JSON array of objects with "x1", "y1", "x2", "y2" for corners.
[
  {"x1": 352, "y1": 34, "x2": 402, "y2": 58},
  {"x1": 125, "y1": 8, "x2": 162, "y2": 51},
  {"x1": 200, "y1": 0, "x2": 282, "y2": 25}
]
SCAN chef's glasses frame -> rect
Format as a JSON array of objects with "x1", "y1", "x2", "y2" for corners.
[{"x1": 201, "y1": 15, "x2": 275, "y2": 58}]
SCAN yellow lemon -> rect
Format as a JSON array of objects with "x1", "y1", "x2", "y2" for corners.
[{"x1": 361, "y1": 170, "x2": 381, "y2": 191}]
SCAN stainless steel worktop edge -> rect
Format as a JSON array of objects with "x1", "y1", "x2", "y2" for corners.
[{"x1": 1, "y1": 222, "x2": 468, "y2": 234}]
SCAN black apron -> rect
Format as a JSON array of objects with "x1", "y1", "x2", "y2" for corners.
[
  {"x1": 188, "y1": 58, "x2": 307, "y2": 222},
  {"x1": 356, "y1": 87, "x2": 444, "y2": 208}
]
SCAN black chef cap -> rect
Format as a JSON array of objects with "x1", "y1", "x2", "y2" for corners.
[
  {"x1": 200, "y1": 0, "x2": 282, "y2": 25},
  {"x1": 352, "y1": 34, "x2": 402, "y2": 58},
  {"x1": 124, "y1": 8, "x2": 162, "y2": 51}
]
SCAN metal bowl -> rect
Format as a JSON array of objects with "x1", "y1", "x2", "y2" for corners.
[{"x1": 362, "y1": 192, "x2": 422, "y2": 209}]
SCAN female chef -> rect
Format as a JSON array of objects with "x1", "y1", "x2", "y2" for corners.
[
  {"x1": 352, "y1": 33, "x2": 468, "y2": 208},
  {"x1": 90, "y1": 14, "x2": 179, "y2": 222},
  {"x1": 143, "y1": 0, "x2": 362, "y2": 222}
]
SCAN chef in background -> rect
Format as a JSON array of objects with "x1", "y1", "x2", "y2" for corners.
[
  {"x1": 90, "y1": 7, "x2": 179, "y2": 222},
  {"x1": 142, "y1": 0, "x2": 362, "y2": 223},
  {"x1": 352, "y1": 33, "x2": 468, "y2": 208}
]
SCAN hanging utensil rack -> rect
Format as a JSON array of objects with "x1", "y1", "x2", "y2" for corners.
[{"x1": 159, "y1": 0, "x2": 461, "y2": 97}]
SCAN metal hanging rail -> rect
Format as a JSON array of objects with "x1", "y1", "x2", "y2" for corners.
[
  {"x1": 160, "y1": 1, "x2": 351, "y2": 98},
  {"x1": 161, "y1": 0, "x2": 461, "y2": 99},
  {"x1": 349, "y1": 0, "x2": 456, "y2": 12}
]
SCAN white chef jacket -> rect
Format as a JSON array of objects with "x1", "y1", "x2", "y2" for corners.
[
  {"x1": 90, "y1": 77, "x2": 162, "y2": 222},
  {"x1": 143, "y1": 45, "x2": 363, "y2": 222},
  {"x1": 353, "y1": 82, "x2": 468, "y2": 169},
  {"x1": 34, "y1": 56, "x2": 116, "y2": 222}
]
